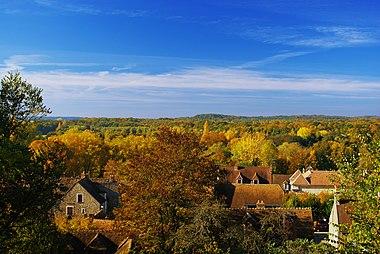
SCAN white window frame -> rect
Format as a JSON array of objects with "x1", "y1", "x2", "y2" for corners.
[
  {"x1": 76, "y1": 193, "x2": 84, "y2": 203},
  {"x1": 252, "y1": 179, "x2": 259, "y2": 184}
]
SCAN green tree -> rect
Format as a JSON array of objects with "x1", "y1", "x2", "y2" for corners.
[
  {"x1": 0, "y1": 72, "x2": 51, "y2": 140},
  {"x1": 0, "y1": 72, "x2": 62, "y2": 252},
  {"x1": 339, "y1": 137, "x2": 380, "y2": 253},
  {"x1": 268, "y1": 239, "x2": 337, "y2": 254}
]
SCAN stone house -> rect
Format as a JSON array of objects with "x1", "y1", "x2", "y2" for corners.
[{"x1": 58, "y1": 176, "x2": 119, "y2": 219}]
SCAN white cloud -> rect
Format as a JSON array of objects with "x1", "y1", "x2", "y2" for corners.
[
  {"x1": 241, "y1": 26, "x2": 379, "y2": 48},
  {"x1": 33, "y1": 0, "x2": 148, "y2": 17},
  {"x1": 236, "y1": 51, "x2": 310, "y2": 68},
  {"x1": 7, "y1": 68, "x2": 378, "y2": 101},
  {"x1": 0, "y1": 54, "x2": 98, "y2": 72}
]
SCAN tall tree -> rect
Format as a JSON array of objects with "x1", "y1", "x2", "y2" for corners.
[
  {"x1": 116, "y1": 127, "x2": 221, "y2": 252},
  {"x1": 339, "y1": 137, "x2": 380, "y2": 253},
  {"x1": 0, "y1": 72, "x2": 51, "y2": 140},
  {"x1": 0, "y1": 72, "x2": 61, "y2": 252}
]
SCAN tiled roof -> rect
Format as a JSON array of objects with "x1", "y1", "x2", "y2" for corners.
[
  {"x1": 68, "y1": 228, "x2": 131, "y2": 254},
  {"x1": 78, "y1": 178, "x2": 106, "y2": 204},
  {"x1": 337, "y1": 203, "x2": 352, "y2": 225},
  {"x1": 229, "y1": 208, "x2": 314, "y2": 240},
  {"x1": 229, "y1": 184, "x2": 284, "y2": 208},
  {"x1": 289, "y1": 169, "x2": 338, "y2": 187},
  {"x1": 226, "y1": 166, "x2": 272, "y2": 184},
  {"x1": 272, "y1": 174, "x2": 290, "y2": 185},
  {"x1": 289, "y1": 170, "x2": 302, "y2": 182},
  {"x1": 292, "y1": 174, "x2": 310, "y2": 186},
  {"x1": 307, "y1": 171, "x2": 338, "y2": 186}
]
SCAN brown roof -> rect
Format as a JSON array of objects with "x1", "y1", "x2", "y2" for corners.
[
  {"x1": 229, "y1": 208, "x2": 314, "y2": 240},
  {"x1": 337, "y1": 203, "x2": 352, "y2": 225},
  {"x1": 292, "y1": 174, "x2": 310, "y2": 186},
  {"x1": 290, "y1": 169, "x2": 338, "y2": 187},
  {"x1": 307, "y1": 171, "x2": 338, "y2": 186},
  {"x1": 226, "y1": 166, "x2": 272, "y2": 184},
  {"x1": 272, "y1": 174, "x2": 290, "y2": 185},
  {"x1": 289, "y1": 170, "x2": 302, "y2": 182},
  {"x1": 66, "y1": 228, "x2": 131, "y2": 254},
  {"x1": 230, "y1": 184, "x2": 284, "y2": 208}
]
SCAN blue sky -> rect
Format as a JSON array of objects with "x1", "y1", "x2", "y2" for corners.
[{"x1": 0, "y1": 0, "x2": 379, "y2": 117}]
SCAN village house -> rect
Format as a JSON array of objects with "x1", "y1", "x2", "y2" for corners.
[
  {"x1": 227, "y1": 166, "x2": 273, "y2": 184},
  {"x1": 58, "y1": 175, "x2": 119, "y2": 219},
  {"x1": 328, "y1": 197, "x2": 352, "y2": 248},
  {"x1": 288, "y1": 167, "x2": 338, "y2": 194},
  {"x1": 272, "y1": 173, "x2": 292, "y2": 191},
  {"x1": 225, "y1": 183, "x2": 285, "y2": 208}
]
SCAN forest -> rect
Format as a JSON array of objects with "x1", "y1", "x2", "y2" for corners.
[
  {"x1": 1, "y1": 72, "x2": 379, "y2": 253},
  {"x1": 33, "y1": 114, "x2": 379, "y2": 178}
]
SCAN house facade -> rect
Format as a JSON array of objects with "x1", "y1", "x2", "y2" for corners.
[{"x1": 58, "y1": 176, "x2": 119, "y2": 219}]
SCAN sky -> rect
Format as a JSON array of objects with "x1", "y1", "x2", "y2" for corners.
[{"x1": 0, "y1": 0, "x2": 379, "y2": 117}]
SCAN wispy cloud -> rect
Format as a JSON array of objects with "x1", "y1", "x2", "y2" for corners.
[
  {"x1": 236, "y1": 51, "x2": 311, "y2": 69},
  {"x1": 241, "y1": 26, "x2": 379, "y2": 48},
  {"x1": 6, "y1": 68, "x2": 378, "y2": 99},
  {"x1": 0, "y1": 54, "x2": 98, "y2": 71},
  {"x1": 33, "y1": 0, "x2": 148, "y2": 17}
]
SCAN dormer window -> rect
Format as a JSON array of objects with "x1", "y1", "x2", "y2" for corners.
[
  {"x1": 237, "y1": 175, "x2": 243, "y2": 184},
  {"x1": 283, "y1": 182, "x2": 290, "y2": 191},
  {"x1": 76, "y1": 193, "x2": 84, "y2": 203},
  {"x1": 252, "y1": 179, "x2": 259, "y2": 184}
]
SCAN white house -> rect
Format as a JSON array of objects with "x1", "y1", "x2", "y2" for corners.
[{"x1": 288, "y1": 167, "x2": 338, "y2": 194}]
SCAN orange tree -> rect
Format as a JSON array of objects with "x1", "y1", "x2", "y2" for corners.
[{"x1": 115, "y1": 127, "x2": 222, "y2": 253}]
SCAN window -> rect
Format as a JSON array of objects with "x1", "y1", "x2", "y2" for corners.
[
  {"x1": 76, "y1": 193, "x2": 83, "y2": 203},
  {"x1": 66, "y1": 206, "x2": 74, "y2": 217},
  {"x1": 81, "y1": 208, "x2": 86, "y2": 214},
  {"x1": 237, "y1": 175, "x2": 243, "y2": 184},
  {"x1": 252, "y1": 179, "x2": 259, "y2": 184}
]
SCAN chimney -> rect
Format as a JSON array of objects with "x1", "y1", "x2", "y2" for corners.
[
  {"x1": 80, "y1": 171, "x2": 87, "y2": 179},
  {"x1": 256, "y1": 200, "x2": 265, "y2": 209}
]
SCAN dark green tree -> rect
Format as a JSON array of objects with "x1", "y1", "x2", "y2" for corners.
[
  {"x1": 0, "y1": 71, "x2": 51, "y2": 140},
  {"x1": 0, "y1": 72, "x2": 62, "y2": 253}
]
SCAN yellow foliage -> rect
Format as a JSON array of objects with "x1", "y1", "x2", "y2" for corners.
[
  {"x1": 297, "y1": 127, "x2": 313, "y2": 139},
  {"x1": 54, "y1": 215, "x2": 94, "y2": 233}
]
